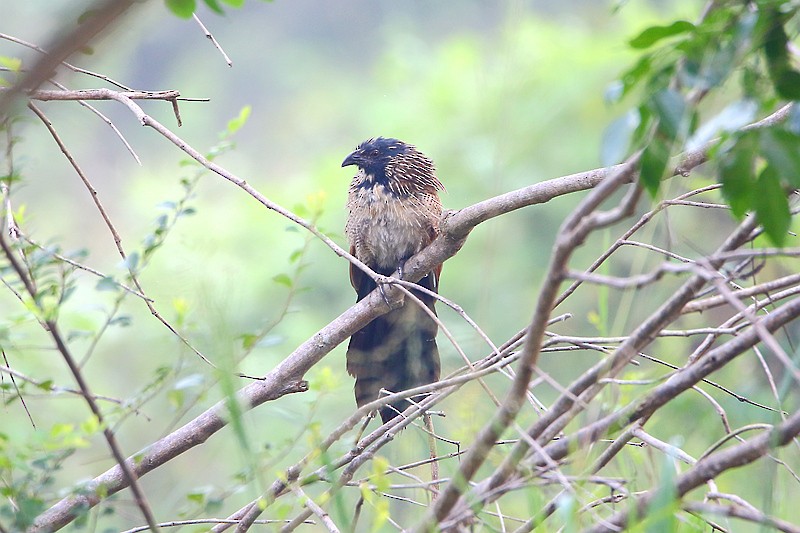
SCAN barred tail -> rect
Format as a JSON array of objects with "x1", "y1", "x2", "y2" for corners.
[{"x1": 346, "y1": 271, "x2": 440, "y2": 423}]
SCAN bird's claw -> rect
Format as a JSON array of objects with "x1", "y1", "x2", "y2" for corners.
[{"x1": 377, "y1": 281, "x2": 392, "y2": 307}]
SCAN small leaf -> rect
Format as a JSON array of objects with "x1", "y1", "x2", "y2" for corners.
[
  {"x1": 601, "y1": 110, "x2": 640, "y2": 166},
  {"x1": 227, "y1": 106, "x2": 251, "y2": 134},
  {"x1": 786, "y1": 105, "x2": 800, "y2": 136},
  {"x1": 754, "y1": 165, "x2": 790, "y2": 246},
  {"x1": 0, "y1": 56, "x2": 22, "y2": 71},
  {"x1": 371, "y1": 456, "x2": 391, "y2": 493},
  {"x1": 759, "y1": 129, "x2": 800, "y2": 188},
  {"x1": 719, "y1": 134, "x2": 756, "y2": 219},
  {"x1": 272, "y1": 273, "x2": 293, "y2": 287},
  {"x1": 620, "y1": 54, "x2": 653, "y2": 96},
  {"x1": 640, "y1": 139, "x2": 670, "y2": 197},
  {"x1": 109, "y1": 315, "x2": 132, "y2": 327},
  {"x1": 172, "y1": 297, "x2": 189, "y2": 322},
  {"x1": 760, "y1": 10, "x2": 800, "y2": 100},
  {"x1": 203, "y1": 0, "x2": 225, "y2": 14},
  {"x1": 121, "y1": 252, "x2": 139, "y2": 272},
  {"x1": 629, "y1": 21, "x2": 695, "y2": 49},
  {"x1": 165, "y1": 0, "x2": 196, "y2": 18},
  {"x1": 221, "y1": 0, "x2": 244, "y2": 6},
  {"x1": 650, "y1": 89, "x2": 687, "y2": 140},
  {"x1": 687, "y1": 99, "x2": 757, "y2": 151},
  {"x1": 257, "y1": 335, "x2": 283, "y2": 347},
  {"x1": 96, "y1": 276, "x2": 120, "y2": 292},
  {"x1": 774, "y1": 70, "x2": 800, "y2": 100},
  {"x1": 167, "y1": 389, "x2": 185, "y2": 409},
  {"x1": 174, "y1": 374, "x2": 204, "y2": 389},
  {"x1": 67, "y1": 329, "x2": 92, "y2": 341},
  {"x1": 604, "y1": 80, "x2": 624, "y2": 105},
  {"x1": 240, "y1": 333, "x2": 259, "y2": 350},
  {"x1": 80, "y1": 415, "x2": 100, "y2": 434}
]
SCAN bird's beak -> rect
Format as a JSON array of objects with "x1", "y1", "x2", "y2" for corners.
[{"x1": 342, "y1": 151, "x2": 360, "y2": 168}]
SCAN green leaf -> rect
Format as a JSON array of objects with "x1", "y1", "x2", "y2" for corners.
[
  {"x1": 603, "y1": 80, "x2": 624, "y2": 105},
  {"x1": 640, "y1": 139, "x2": 670, "y2": 197},
  {"x1": 719, "y1": 134, "x2": 757, "y2": 219},
  {"x1": 240, "y1": 333, "x2": 259, "y2": 350},
  {"x1": 167, "y1": 389, "x2": 185, "y2": 409},
  {"x1": 760, "y1": 9, "x2": 800, "y2": 100},
  {"x1": 288, "y1": 249, "x2": 303, "y2": 263},
  {"x1": 221, "y1": 0, "x2": 244, "y2": 6},
  {"x1": 601, "y1": 110, "x2": 640, "y2": 166},
  {"x1": 109, "y1": 315, "x2": 132, "y2": 327},
  {"x1": 272, "y1": 273, "x2": 293, "y2": 288},
  {"x1": 754, "y1": 165, "x2": 790, "y2": 246},
  {"x1": 629, "y1": 21, "x2": 695, "y2": 49},
  {"x1": 121, "y1": 252, "x2": 139, "y2": 272},
  {"x1": 96, "y1": 276, "x2": 120, "y2": 292},
  {"x1": 644, "y1": 454, "x2": 679, "y2": 533},
  {"x1": 203, "y1": 0, "x2": 225, "y2": 14},
  {"x1": 174, "y1": 374, "x2": 204, "y2": 389},
  {"x1": 80, "y1": 415, "x2": 100, "y2": 435},
  {"x1": 774, "y1": 70, "x2": 800, "y2": 100},
  {"x1": 719, "y1": 134, "x2": 756, "y2": 219},
  {"x1": 650, "y1": 89, "x2": 686, "y2": 140},
  {"x1": 619, "y1": 54, "x2": 653, "y2": 96},
  {"x1": 786, "y1": 105, "x2": 800, "y2": 136},
  {"x1": 0, "y1": 56, "x2": 22, "y2": 71},
  {"x1": 762, "y1": 10, "x2": 788, "y2": 67},
  {"x1": 759, "y1": 129, "x2": 800, "y2": 188},
  {"x1": 227, "y1": 105, "x2": 251, "y2": 134},
  {"x1": 687, "y1": 99, "x2": 757, "y2": 151},
  {"x1": 77, "y1": 9, "x2": 98, "y2": 24},
  {"x1": 165, "y1": 0, "x2": 196, "y2": 18}
]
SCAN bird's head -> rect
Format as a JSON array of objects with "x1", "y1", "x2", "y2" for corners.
[
  {"x1": 343, "y1": 137, "x2": 443, "y2": 195},
  {"x1": 342, "y1": 137, "x2": 411, "y2": 182}
]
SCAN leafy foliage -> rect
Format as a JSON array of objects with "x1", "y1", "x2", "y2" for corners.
[
  {"x1": 164, "y1": 0, "x2": 268, "y2": 18},
  {"x1": 3, "y1": 1, "x2": 800, "y2": 531},
  {"x1": 611, "y1": 2, "x2": 800, "y2": 244}
]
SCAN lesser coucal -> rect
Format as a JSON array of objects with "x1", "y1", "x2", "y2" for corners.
[{"x1": 342, "y1": 137, "x2": 444, "y2": 423}]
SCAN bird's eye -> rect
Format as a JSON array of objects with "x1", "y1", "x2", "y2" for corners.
[{"x1": 371, "y1": 149, "x2": 380, "y2": 156}]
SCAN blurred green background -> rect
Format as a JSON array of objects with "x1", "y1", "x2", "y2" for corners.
[{"x1": 3, "y1": 0, "x2": 798, "y2": 530}]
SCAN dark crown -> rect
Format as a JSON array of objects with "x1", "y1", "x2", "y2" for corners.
[{"x1": 341, "y1": 137, "x2": 410, "y2": 177}]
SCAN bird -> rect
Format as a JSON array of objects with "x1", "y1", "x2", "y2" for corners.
[{"x1": 342, "y1": 137, "x2": 444, "y2": 423}]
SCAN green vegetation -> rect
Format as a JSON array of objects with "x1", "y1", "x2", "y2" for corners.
[{"x1": 1, "y1": 1, "x2": 800, "y2": 531}]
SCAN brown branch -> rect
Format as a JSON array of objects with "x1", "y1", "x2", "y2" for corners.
[
  {"x1": 684, "y1": 502, "x2": 800, "y2": 533},
  {"x1": 0, "y1": 0, "x2": 139, "y2": 116},
  {"x1": 588, "y1": 409, "x2": 800, "y2": 532},
  {"x1": 28, "y1": 89, "x2": 182, "y2": 101},
  {"x1": 537, "y1": 295, "x2": 800, "y2": 469},
  {"x1": 412, "y1": 152, "x2": 644, "y2": 531},
  {"x1": 450, "y1": 214, "x2": 760, "y2": 523},
  {"x1": 25, "y1": 82, "x2": 795, "y2": 531},
  {"x1": 682, "y1": 272, "x2": 800, "y2": 313},
  {"x1": 192, "y1": 14, "x2": 233, "y2": 67}
]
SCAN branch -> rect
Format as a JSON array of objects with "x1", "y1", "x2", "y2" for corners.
[
  {"x1": 0, "y1": 0, "x2": 139, "y2": 116},
  {"x1": 588, "y1": 409, "x2": 800, "y2": 532},
  {"x1": 27, "y1": 89, "x2": 184, "y2": 101},
  {"x1": 25, "y1": 82, "x2": 795, "y2": 531},
  {"x1": 0, "y1": 231, "x2": 160, "y2": 532}
]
